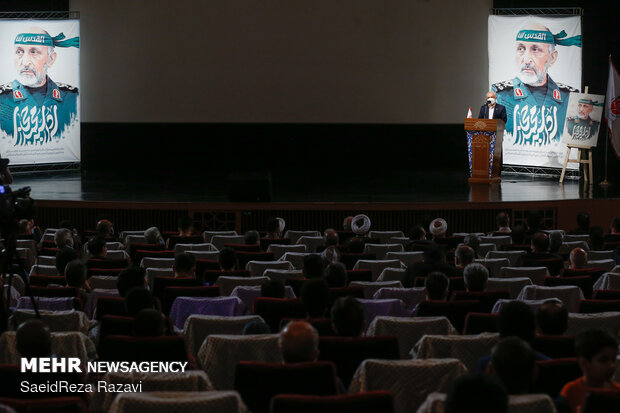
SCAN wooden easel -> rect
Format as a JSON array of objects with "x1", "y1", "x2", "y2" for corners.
[{"x1": 559, "y1": 86, "x2": 594, "y2": 184}]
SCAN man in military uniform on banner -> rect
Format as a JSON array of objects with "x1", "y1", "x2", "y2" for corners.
[
  {"x1": 565, "y1": 98, "x2": 603, "y2": 141},
  {"x1": 0, "y1": 27, "x2": 79, "y2": 146},
  {"x1": 493, "y1": 23, "x2": 581, "y2": 147}
]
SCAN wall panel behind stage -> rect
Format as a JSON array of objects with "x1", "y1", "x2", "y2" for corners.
[{"x1": 73, "y1": 0, "x2": 491, "y2": 124}]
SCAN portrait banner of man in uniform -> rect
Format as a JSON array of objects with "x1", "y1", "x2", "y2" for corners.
[
  {"x1": 561, "y1": 93, "x2": 604, "y2": 147},
  {"x1": 488, "y1": 16, "x2": 581, "y2": 169},
  {"x1": 0, "y1": 19, "x2": 79, "y2": 165}
]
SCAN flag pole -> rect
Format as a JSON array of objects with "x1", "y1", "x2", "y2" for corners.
[{"x1": 600, "y1": 54, "x2": 612, "y2": 187}]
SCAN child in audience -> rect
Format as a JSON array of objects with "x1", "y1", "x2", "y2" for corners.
[{"x1": 560, "y1": 329, "x2": 620, "y2": 413}]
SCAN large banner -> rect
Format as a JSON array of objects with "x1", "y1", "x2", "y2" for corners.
[
  {"x1": 0, "y1": 19, "x2": 79, "y2": 165},
  {"x1": 488, "y1": 16, "x2": 581, "y2": 168}
]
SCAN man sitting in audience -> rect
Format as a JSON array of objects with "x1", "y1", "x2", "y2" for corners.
[
  {"x1": 144, "y1": 226, "x2": 164, "y2": 245},
  {"x1": 463, "y1": 263, "x2": 489, "y2": 292},
  {"x1": 429, "y1": 218, "x2": 448, "y2": 240},
  {"x1": 561, "y1": 329, "x2": 620, "y2": 413},
  {"x1": 321, "y1": 228, "x2": 340, "y2": 264},
  {"x1": 331, "y1": 296, "x2": 365, "y2": 337},
  {"x1": 589, "y1": 226, "x2": 605, "y2": 251},
  {"x1": 488, "y1": 337, "x2": 537, "y2": 395},
  {"x1": 403, "y1": 246, "x2": 462, "y2": 287},
  {"x1": 569, "y1": 212, "x2": 591, "y2": 235},
  {"x1": 424, "y1": 271, "x2": 449, "y2": 301},
  {"x1": 218, "y1": 247, "x2": 238, "y2": 271},
  {"x1": 165, "y1": 216, "x2": 195, "y2": 248},
  {"x1": 510, "y1": 225, "x2": 527, "y2": 245},
  {"x1": 343, "y1": 216, "x2": 354, "y2": 232},
  {"x1": 463, "y1": 234, "x2": 482, "y2": 258},
  {"x1": 265, "y1": 217, "x2": 283, "y2": 239},
  {"x1": 134, "y1": 308, "x2": 167, "y2": 337},
  {"x1": 300, "y1": 278, "x2": 329, "y2": 317},
  {"x1": 518, "y1": 232, "x2": 564, "y2": 275},
  {"x1": 173, "y1": 253, "x2": 196, "y2": 278},
  {"x1": 568, "y1": 247, "x2": 588, "y2": 270},
  {"x1": 494, "y1": 212, "x2": 512, "y2": 234},
  {"x1": 65, "y1": 259, "x2": 91, "y2": 304},
  {"x1": 455, "y1": 245, "x2": 475, "y2": 271},
  {"x1": 279, "y1": 321, "x2": 320, "y2": 363},
  {"x1": 324, "y1": 262, "x2": 347, "y2": 288},
  {"x1": 117, "y1": 266, "x2": 147, "y2": 297},
  {"x1": 548, "y1": 231, "x2": 563, "y2": 254},
  {"x1": 16, "y1": 319, "x2": 52, "y2": 358},
  {"x1": 261, "y1": 279, "x2": 286, "y2": 298},
  {"x1": 442, "y1": 373, "x2": 508, "y2": 413},
  {"x1": 54, "y1": 228, "x2": 74, "y2": 251},
  {"x1": 125, "y1": 287, "x2": 156, "y2": 316},
  {"x1": 408, "y1": 224, "x2": 434, "y2": 251},
  {"x1": 96, "y1": 219, "x2": 115, "y2": 238},
  {"x1": 244, "y1": 230, "x2": 260, "y2": 245},
  {"x1": 536, "y1": 300, "x2": 568, "y2": 335},
  {"x1": 87, "y1": 235, "x2": 108, "y2": 259},
  {"x1": 55, "y1": 248, "x2": 78, "y2": 276},
  {"x1": 607, "y1": 217, "x2": 620, "y2": 241},
  {"x1": 303, "y1": 254, "x2": 325, "y2": 279}
]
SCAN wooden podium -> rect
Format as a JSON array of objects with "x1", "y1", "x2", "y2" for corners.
[{"x1": 464, "y1": 118, "x2": 504, "y2": 184}]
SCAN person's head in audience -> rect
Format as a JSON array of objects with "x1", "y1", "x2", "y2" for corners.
[
  {"x1": 87, "y1": 235, "x2": 107, "y2": 258},
  {"x1": 244, "y1": 230, "x2": 260, "y2": 245},
  {"x1": 530, "y1": 232, "x2": 549, "y2": 254},
  {"x1": 536, "y1": 300, "x2": 568, "y2": 335},
  {"x1": 526, "y1": 211, "x2": 543, "y2": 232},
  {"x1": 548, "y1": 231, "x2": 563, "y2": 254},
  {"x1": 511, "y1": 225, "x2": 526, "y2": 244},
  {"x1": 17, "y1": 219, "x2": 31, "y2": 236},
  {"x1": 463, "y1": 234, "x2": 481, "y2": 256},
  {"x1": 324, "y1": 262, "x2": 347, "y2": 288},
  {"x1": 589, "y1": 226, "x2": 605, "y2": 251},
  {"x1": 54, "y1": 228, "x2": 73, "y2": 249},
  {"x1": 279, "y1": 321, "x2": 319, "y2": 363},
  {"x1": 408, "y1": 225, "x2": 427, "y2": 241},
  {"x1": 56, "y1": 248, "x2": 78, "y2": 275},
  {"x1": 347, "y1": 237, "x2": 365, "y2": 253},
  {"x1": 303, "y1": 254, "x2": 325, "y2": 279},
  {"x1": 343, "y1": 216, "x2": 354, "y2": 231},
  {"x1": 65, "y1": 259, "x2": 90, "y2": 291},
  {"x1": 134, "y1": 309, "x2": 166, "y2": 337},
  {"x1": 424, "y1": 271, "x2": 449, "y2": 301},
  {"x1": 498, "y1": 301, "x2": 536, "y2": 343},
  {"x1": 144, "y1": 226, "x2": 164, "y2": 245},
  {"x1": 455, "y1": 245, "x2": 475, "y2": 269},
  {"x1": 575, "y1": 329, "x2": 619, "y2": 387},
  {"x1": 266, "y1": 218, "x2": 282, "y2": 239},
  {"x1": 218, "y1": 247, "x2": 237, "y2": 271},
  {"x1": 16, "y1": 320, "x2": 52, "y2": 358},
  {"x1": 177, "y1": 216, "x2": 194, "y2": 236},
  {"x1": 331, "y1": 296, "x2": 365, "y2": 337},
  {"x1": 96, "y1": 219, "x2": 114, "y2": 238},
  {"x1": 423, "y1": 245, "x2": 446, "y2": 265},
  {"x1": 444, "y1": 373, "x2": 509, "y2": 413},
  {"x1": 569, "y1": 247, "x2": 588, "y2": 270},
  {"x1": 429, "y1": 218, "x2": 447, "y2": 239},
  {"x1": 261, "y1": 279, "x2": 285, "y2": 298},
  {"x1": 173, "y1": 253, "x2": 196, "y2": 277},
  {"x1": 611, "y1": 217, "x2": 620, "y2": 234},
  {"x1": 489, "y1": 337, "x2": 537, "y2": 395},
  {"x1": 301, "y1": 278, "x2": 329, "y2": 317},
  {"x1": 576, "y1": 212, "x2": 591, "y2": 233},
  {"x1": 125, "y1": 287, "x2": 155, "y2": 316},
  {"x1": 243, "y1": 320, "x2": 271, "y2": 335},
  {"x1": 496, "y1": 212, "x2": 511, "y2": 232},
  {"x1": 463, "y1": 263, "x2": 489, "y2": 292},
  {"x1": 324, "y1": 228, "x2": 339, "y2": 246},
  {"x1": 117, "y1": 266, "x2": 147, "y2": 297}
]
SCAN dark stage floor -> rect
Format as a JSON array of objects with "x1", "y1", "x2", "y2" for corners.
[{"x1": 8, "y1": 170, "x2": 619, "y2": 204}]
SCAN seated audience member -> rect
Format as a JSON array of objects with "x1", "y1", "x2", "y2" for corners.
[
  {"x1": 324, "y1": 262, "x2": 347, "y2": 288},
  {"x1": 303, "y1": 254, "x2": 325, "y2": 279},
  {"x1": 536, "y1": 300, "x2": 568, "y2": 336},
  {"x1": 548, "y1": 231, "x2": 563, "y2": 254},
  {"x1": 463, "y1": 263, "x2": 489, "y2": 292},
  {"x1": 134, "y1": 308, "x2": 167, "y2": 337},
  {"x1": 55, "y1": 248, "x2": 79, "y2": 276},
  {"x1": 330, "y1": 296, "x2": 364, "y2": 337},
  {"x1": 321, "y1": 228, "x2": 340, "y2": 264},
  {"x1": 463, "y1": 234, "x2": 482, "y2": 258},
  {"x1": 124, "y1": 287, "x2": 156, "y2": 316},
  {"x1": 488, "y1": 337, "x2": 537, "y2": 395},
  {"x1": 244, "y1": 230, "x2": 260, "y2": 245},
  {"x1": 568, "y1": 248, "x2": 588, "y2": 270},
  {"x1": 408, "y1": 224, "x2": 434, "y2": 250},
  {"x1": 569, "y1": 212, "x2": 591, "y2": 235},
  {"x1": 54, "y1": 228, "x2": 74, "y2": 250},
  {"x1": 59, "y1": 220, "x2": 81, "y2": 250},
  {"x1": 510, "y1": 224, "x2": 527, "y2": 245},
  {"x1": 561, "y1": 330, "x2": 620, "y2": 413},
  {"x1": 265, "y1": 217, "x2": 283, "y2": 239},
  {"x1": 525, "y1": 211, "x2": 544, "y2": 240},
  {"x1": 301, "y1": 278, "x2": 329, "y2": 317},
  {"x1": 87, "y1": 235, "x2": 108, "y2": 259},
  {"x1": 403, "y1": 246, "x2": 462, "y2": 287},
  {"x1": 494, "y1": 212, "x2": 512, "y2": 234},
  {"x1": 17, "y1": 218, "x2": 42, "y2": 241},
  {"x1": 165, "y1": 215, "x2": 195, "y2": 248},
  {"x1": 455, "y1": 245, "x2": 475, "y2": 270},
  {"x1": 65, "y1": 259, "x2": 91, "y2": 303},
  {"x1": 343, "y1": 216, "x2": 354, "y2": 232},
  {"x1": 261, "y1": 279, "x2": 286, "y2": 298},
  {"x1": 117, "y1": 266, "x2": 147, "y2": 297},
  {"x1": 444, "y1": 373, "x2": 509, "y2": 413},
  {"x1": 609, "y1": 217, "x2": 620, "y2": 237},
  {"x1": 518, "y1": 233, "x2": 563, "y2": 271},
  {"x1": 424, "y1": 271, "x2": 449, "y2": 301},
  {"x1": 243, "y1": 320, "x2": 271, "y2": 335},
  {"x1": 347, "y1": 237, "x2": 365, "y2": 253},
  {"x1": 429, "y1": 218, "x2": 448, "y2": 240},
  {"x1": 96, "y1": 219, "x2": 115, "y2": 238},
  {"x1": 279, "y1": 321, "x2": 320, "y2": 363},
  {"x1": 218, "y1": 247, "x2": 238, "y2": 271},
  {"x1": 16, "y1": 319, "x2": 52, "y2": 358},
  {"x1": 589, "y1": 226, "x2": 605, "y2": 251},
  {"x1": 144, "y1": 226, "x2": 164, "y2": 245},
  {"x1": 173, "y1": 253, "x2": 196, "y2": 278}
]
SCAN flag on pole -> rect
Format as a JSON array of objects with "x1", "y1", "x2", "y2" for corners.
[
  {"x1": 606, "y1": 57, "x2": 620, "y2": 158},
  {"x1": 467, "y1": 107, "x2": 472, "y2": 118}
]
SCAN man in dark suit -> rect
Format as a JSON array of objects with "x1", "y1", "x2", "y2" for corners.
[{"x1": 478, "y1": 91, "x2": 507, "y2": 123}]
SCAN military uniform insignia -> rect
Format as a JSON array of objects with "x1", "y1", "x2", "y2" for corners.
[
  {"x1": 0, "y1": 83, "x2": 12, "y2": 95},
  {"x1": 492, "y1": 80, "x2": 513, "y2": 92},
  {"x1": 515, "y1": 88, "x2": 524, "y2": 97},
  {"x1": 556, "y1": 82, "x2": 579, "y2": 93},
  {"x1": 553, "y1": 89, "x2": 561, "y2": 101},
  {"x1": 13, "y1": 90, "x2": 23, "y2": 99},
  {"x1": 53, "y1": 89, "x2": 61, "y2": 99},
  {"x1": 55, "y1": 82, "x2": 78, "y2": 92}
]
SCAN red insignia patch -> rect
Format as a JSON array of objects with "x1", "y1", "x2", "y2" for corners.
[
  {"x1": 515, "y1": 88, "x2": 523, "y2": 97},
  {"x1": 553, "y1": 89, "x2": 561, "y2": 100},
  {"x1": 53, "y1": 89, "x2": 60, "y2": 99},
  {"x1": 13, "y1": 90, "x2": 23, "y2": 99}
]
